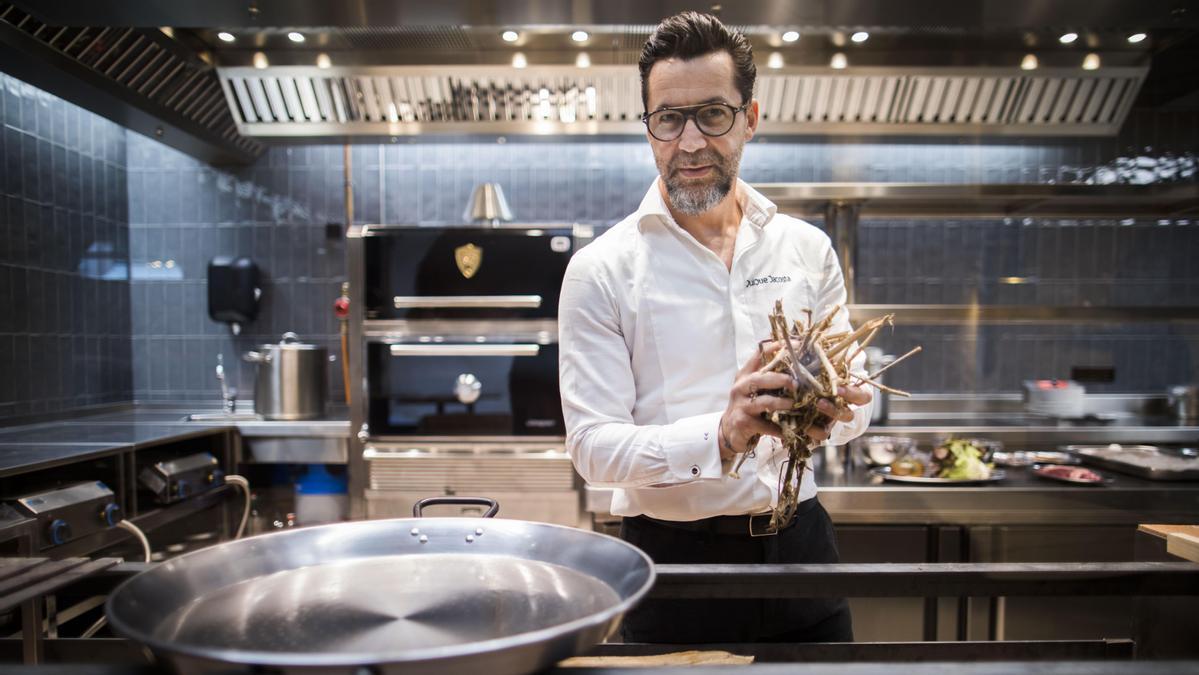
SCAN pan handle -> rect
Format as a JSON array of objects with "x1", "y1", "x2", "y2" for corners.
[{"x1": 413, "y1": 497, "x2": 500, "y2": 518}]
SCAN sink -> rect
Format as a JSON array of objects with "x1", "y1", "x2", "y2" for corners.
[{"x1": 184, "y1": 412, "x2": 263, "y2": 422}]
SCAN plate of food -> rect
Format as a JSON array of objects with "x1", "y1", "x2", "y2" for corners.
[
  {"x1": 871, "y1": 438, "x2": 1004, "y2": 485},
  {"x1": 1031, "y1": 463, "x2": 1110, "y2": 486}
]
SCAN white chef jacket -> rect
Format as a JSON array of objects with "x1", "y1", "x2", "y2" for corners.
[{"x1": 559, "y1": 178, "x2": 872, "y2": 521}]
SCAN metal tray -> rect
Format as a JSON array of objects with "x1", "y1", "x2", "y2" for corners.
[
  {"x1": 1030, "y1": 463, "x2": 1112, "y2": 486},
  {"x1": 870, "y1": 466, "x2": 1006, "y2": 485},
  {"x1": 1064, "y1": 444, "x2": 1199, "y2": 482}
]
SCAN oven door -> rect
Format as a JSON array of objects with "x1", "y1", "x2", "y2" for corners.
[
  {"x1": 367, "y1": 336, "x2": 563, "y2": 437},
  {"x1": 363, "y1": 225, "x2": 587, "y2": 321}
]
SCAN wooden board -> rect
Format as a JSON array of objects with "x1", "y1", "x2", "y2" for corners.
[
  {"x1": 559, "y1": 650, "x2": 754, "y2": 668},
  {"x1": 1139, "y1": 524, "x2": 1199, "y2": 541},
  {"x1": 1166, "y1": 532, "x2": 1199, "y2": 564}
]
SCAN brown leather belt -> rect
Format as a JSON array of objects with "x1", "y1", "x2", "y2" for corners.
[{"x1": 636, "y1": 497, "x2": 818, "y2": 537}]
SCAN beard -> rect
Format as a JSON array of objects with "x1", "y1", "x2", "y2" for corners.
[{"x1": 657, "y1": 144, "x2": 744, "y2": 216}]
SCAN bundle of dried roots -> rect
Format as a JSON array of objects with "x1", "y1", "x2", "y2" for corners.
[{"x1": 732, "y1": 299, "x2": 922, "y2": 534}]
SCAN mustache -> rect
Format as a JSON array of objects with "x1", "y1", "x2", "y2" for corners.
[{"x1": 669, "y1": 150, "x2": 724, "y2": 173}]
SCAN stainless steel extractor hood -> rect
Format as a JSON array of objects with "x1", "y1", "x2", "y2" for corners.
[
  {"x1": 217, "y1": 64, "x2": 1147, "y2": 139},
  {"x1": 9, "y1": 0, "x2": 1187, "y2": 145}
]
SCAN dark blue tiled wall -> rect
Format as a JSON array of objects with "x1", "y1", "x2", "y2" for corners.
[
  {"x1": 0, "y1": 74, "x2": 130, "y2": 420},
  {"x1": 127, "y1": 139, "x2": 346, "y2": 403}
]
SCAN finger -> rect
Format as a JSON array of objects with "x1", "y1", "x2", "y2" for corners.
[
  {"x1": 815, "y1": 398, "x2": 854, "y2": 423},
  {"x1": 733, "y1": 413, "x2": 782, "y2": 442},
  {"x1": 838, "y1": 384, "x2": 873, "y2": 406},
  {"x1": 804, "y1": 423, "x2": 830, "y2": 443},
  {"x1": 748, "y1": 370, "x2": 798, "y2": 395},
  {"x1": 746, "y1": 416, "x2": 783, "y2": 441},
  {"x1": 747, "y1": 394, "x2": 796, "y2": 415}
]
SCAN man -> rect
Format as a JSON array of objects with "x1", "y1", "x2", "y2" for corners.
[{"x1": 558, "y1": 12, "x2": 872, "y2": 644}]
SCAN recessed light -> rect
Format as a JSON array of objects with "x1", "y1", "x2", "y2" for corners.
[
  {"x1": 512, "y1": 52, "x2": 528, "y2": 68},
  {"x1": 501, "y1": 30, "x2": 519, "y2": 42},
  {"x1": 781, "y1": 30, "x2": 800, "y2": 43},
  {"x1": 571, "y1": 30, "x2": 589, "y2": 42},
  {"x1": 1059, "y1": 32, "x2": 1078, "y2": 44},
  {"x1": 217, "y1": 31, "x2": 235, "y2": 43},
  {"x1": 575, "y1": 52, "x2": 591, "y2": 68},
  {"x1": 1082, "y1": 53, "x2": 1100, "y2": 70},
  {"x1": 767, "y1": 52, "x2": 784, "y2": 69},
  {"x1": 287, "y1": 31, "x2": 305, "y2": 43},
  {"x1": 316, "y1": 53, "x2": 331, "y2": 69},
  {"x1": 1020, "y1": 53, "x2": 1039, "y2": 70},
  {"x1": 252, "y1": 52, "x2": 268, "y2": 69},
  {"x1": 1127, "y1": 32, "x2": 1147, "y2": 44},
  {"x1": 850, "y1": 31, "x2": 869, "y2": 43},
  {"x1": 830, "y1": 52, "x2": 848, "y2": 69}
]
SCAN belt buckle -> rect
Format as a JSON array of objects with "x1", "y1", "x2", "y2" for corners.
[{"x1": 747, "y1": 513, "x2": 781, "y2": 537}]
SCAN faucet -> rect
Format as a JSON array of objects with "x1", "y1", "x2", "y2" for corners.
[{"x1": 216, "y1": 354, "x2": 238, "y2": 414}]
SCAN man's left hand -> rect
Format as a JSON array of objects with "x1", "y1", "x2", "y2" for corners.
[{"x1": 803, "y1": 384, "x2": 872, "y2": 443}]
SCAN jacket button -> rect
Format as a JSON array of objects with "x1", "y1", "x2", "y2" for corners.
[{"x1": 691, "y1": 465, "x2": 700, "y2": 476}]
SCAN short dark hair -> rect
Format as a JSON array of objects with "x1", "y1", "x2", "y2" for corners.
[{"x1": 638, "y1": 11, "x2": 756, "y2": 111}]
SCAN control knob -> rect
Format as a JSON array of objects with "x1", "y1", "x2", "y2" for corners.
[
  {"x1": 101, "y1": 503, "x2": 122, "y2": 527},
  {"x1": 48, "y1": 519, "x2": 72, "y2": 546}
]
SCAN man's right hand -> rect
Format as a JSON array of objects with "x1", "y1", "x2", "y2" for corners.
[{"x1": 717, "y1": 342, "x2": 798, "y2": 462}]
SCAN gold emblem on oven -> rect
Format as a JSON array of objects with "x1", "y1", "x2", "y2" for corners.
[{"x1": 454, "y1": 243, "x2": 482, "y2": 279}]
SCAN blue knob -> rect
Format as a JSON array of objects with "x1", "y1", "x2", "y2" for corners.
[
  {"x1": 176, "y1": 480, "x2": 191, "y2": 498},
  {"x1": 102, "y1": 503, "x2": 122, "y2": 527},
  {"x1": 48, "y1": 519, "x2": 72, "y2": 546},
  {"x1": 210, "y1": 469, "x2": 225, "y2": 485}
]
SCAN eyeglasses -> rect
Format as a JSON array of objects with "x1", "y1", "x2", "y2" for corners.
[{"x1": 641, "y1": 102, "x2": 748, "y2": 142}]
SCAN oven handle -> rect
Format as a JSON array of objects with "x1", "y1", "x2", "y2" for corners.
[
  {"x1": 393, "y1": 295, "x2": 542, "y2": 309},
  {"x1": 389, "y1": 344, "x2": 541, "y2": 357}
]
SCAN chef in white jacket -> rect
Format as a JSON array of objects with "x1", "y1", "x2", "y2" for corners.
[{"x1": 558, "y1": 11, "x2": 873, "y2": 644}]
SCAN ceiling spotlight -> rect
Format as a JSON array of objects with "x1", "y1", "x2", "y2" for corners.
[
  {"x1": 781, "y1": 30, "x2": 800, "y2": 43},
  {"x1": 1127, "y1": 32, "x2": 1147, "y2": 44},
  {"x1": 1082, "y1": 53, "x2": 1100, "y2": 70},
  {"x1": 512, "y1": 52, "x2": 528, "y2": 69},
  {"x1": 571, "y1": 30, "x2": 589, "y2": 42},
  {"x1": 252, "y1": 51, "x2": 268, "y2": 69},
  {"x1": 501, "y1": 30, "x2": 519, "y2": 42},
  {"x1": 316, "y1": 53, "x2": 331, "y2": 69},
  {"x1": 767, "y1": 52, "x2": 784, "y2": 69},
  {"x1": 1020, "y1": 53, "x2": 1039, "y2": 70},
  {"x1": 575, "y1": 52, "x2": 591, "y2": 68},
  {"x1": 850, "y1": 31, "x2": 869, "y2": 43},
  {"x1": 1059, "y1": 32, "x2": 1078, "y2": 44},
  {"x1": 830, "y1": 52, "x2": 848, "y2": 69},
  {"x1": 287, "y1": 31, "x2": 305, "y2": 43},
  {"x1": 217, "y1": 31, "x2": 235, "y2": 43}
]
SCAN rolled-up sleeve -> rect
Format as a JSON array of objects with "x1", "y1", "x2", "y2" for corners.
[
  {"x1": 558, "y1": 254, "x2": 723, "y2": 488},
  {"x1": 814, "y1": 242, "x2": 874, "y2": 446}
]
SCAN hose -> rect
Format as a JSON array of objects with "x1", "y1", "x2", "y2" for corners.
[
  {"x1": 81, "y1": 520, "x2": 152, "y2": 639},
  {"x1": 116, "y1": 519, "x2": 151, "y2": 563},
  {"x1": 224, "y1": 474, "x2": 252, "y2": 539}
]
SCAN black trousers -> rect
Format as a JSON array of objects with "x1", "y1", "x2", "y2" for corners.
[{"x1": 618, "y1": 498, "x2": 853, "y2": 644}]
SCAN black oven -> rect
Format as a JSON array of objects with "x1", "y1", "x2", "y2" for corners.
[
  {"x1": 366, "y1": 335, "x2": 563, "y2": 437},
  {"x1": 363, "y1": 225, "x2": 589, "y2": 321}
]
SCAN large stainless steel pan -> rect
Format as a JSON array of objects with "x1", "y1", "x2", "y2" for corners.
[{"x1": 106, "y1": 498, "x2": 654, "y2": 675}]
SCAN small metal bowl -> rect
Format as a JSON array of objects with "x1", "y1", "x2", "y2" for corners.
[{"x1": 853, "y1": 435, "x2": 918, "y2": 467}]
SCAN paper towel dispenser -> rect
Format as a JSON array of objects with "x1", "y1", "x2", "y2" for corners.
[{"x1": 207, "y1": 256, "x2": 260, "y2": 335}]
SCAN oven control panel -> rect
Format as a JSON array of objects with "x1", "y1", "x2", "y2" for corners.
[
  {"x1": 11, "y1": 481, "x2": 120, "y2": 549},
  {"x1": 139, "y1": 452, "x2": 225, "y2": 505}
]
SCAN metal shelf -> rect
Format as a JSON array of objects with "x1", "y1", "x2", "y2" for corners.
[
  {"x1": 755, "y1": 182, "x2": 1199, "y2": 220},
  {"x1": 848, "y1": 304, "x2": 1199, "y2": 324}
]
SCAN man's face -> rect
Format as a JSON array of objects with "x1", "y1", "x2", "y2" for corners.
[{"x1": 645, "y1": 51, "x2": 758, "y2": 216}]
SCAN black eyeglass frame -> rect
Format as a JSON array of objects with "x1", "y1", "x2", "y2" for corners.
[{"x1": 640, "y1": 102, "x2": 749, "y2": 142}]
